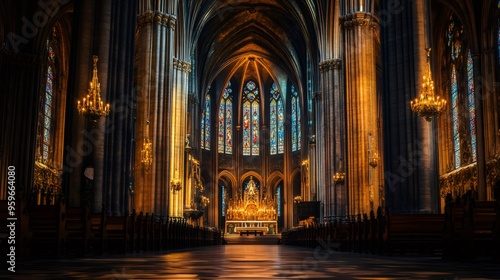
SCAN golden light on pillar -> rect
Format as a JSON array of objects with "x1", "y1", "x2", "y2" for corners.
[
  {"x1": 411, "y1": 48, "x2": 447, "y2": 121},
  {"x1": 141, "y1": 121, "x2": 153, "y2": 172},
  {"x1": 333, "y1": 157, "x2": 346, "y2": 185},
  {"x1": 77, "y1": 56, "x2": 110, "y2": 118}
]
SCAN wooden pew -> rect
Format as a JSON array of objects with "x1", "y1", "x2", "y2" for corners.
[
  {"x1": 26, "y1": 201, "x2": 66, "y2": 257},
  {"x1": 88, "y1": 211, "x2": 105, "y2": 255},
  {"x1": 64, "y1": 206, "x2": 89, "y2": 256},
  {"x1": 384, "y1": 213, "x2": 445, "y2": 255},
  {"x1": 464, "y1": 201, "x2": 497, "y2": 258},
  {"x1": 104, "y1": 215, "x2": 129, "y2": 254}
]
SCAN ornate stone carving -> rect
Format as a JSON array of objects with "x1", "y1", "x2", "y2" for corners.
[
  {"x1": 319, "y1": 59, "x2": 342, "y2": 72},
  {"x1": 218, "y1": 154, "x2": 233, "y2": 170},
  {"x1": 270, "y1": 155, "x2": 284, "y2": 172},
  {"x1": 439, "y1": 164, "x2": 477, "y2": 198},
  {"x1": 173, "y1": 58, "x2": 192, "y2": 73},
  {"x1": 137, "y1": 11, "x2": 176, "y2": 29},
  {"x1": 342, "y1": 13, "x2": 377, "y2": 29},
  {"x1": 188, "y1": 92, "x2": 198, "y2": 105}
]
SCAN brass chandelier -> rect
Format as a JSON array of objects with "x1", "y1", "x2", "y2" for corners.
[
  {"x1": 411, "y1": 48, "x2": 447, "y2": 121},
  {"x1": 77, "y1": 56, "x2": 110, "y2": 118}
]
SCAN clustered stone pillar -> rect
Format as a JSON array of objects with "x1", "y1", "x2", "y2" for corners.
[
  {"x1": 134, "y1": 2, "x2": 176, "y2": 216},
  {"x1": 170, "y1": 58, "x2": 190, "y2": 217},
  {"x1": 319, "y1": 58, "x2": 346, "y2": 217},
  {"x1": 343, "y1": 11, "x2": 383, "y2": 215}
]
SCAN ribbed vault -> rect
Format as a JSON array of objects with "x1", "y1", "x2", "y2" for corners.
[{"x1": 186, "y1": 0, "x2": 319, "y2": 97}]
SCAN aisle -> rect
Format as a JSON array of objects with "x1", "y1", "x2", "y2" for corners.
[{"x1": 12, "y1": 245, "x2": 500, "y2": 279}]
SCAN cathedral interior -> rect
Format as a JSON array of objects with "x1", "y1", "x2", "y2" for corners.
[{"x1": 1, "y1": 0, "x2": 500, "y2": 278}]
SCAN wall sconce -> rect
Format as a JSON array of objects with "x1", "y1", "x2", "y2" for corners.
[
  {"x1": 171, "y1": 180, "x2": 182, "y2": 192},
  {"x1": 369, "y1": 151, "x2": 379, "y2": 168},
  {"x1": 368, "y1": 133, "x2": 378, "y2": 168},
  {"x1": 333, "y1": 157, "x2": 346, "y2": 185},
  {"x1": 294, "y1": 196, "x2": 303, "y2": 203},
  {"x1": 201, "y1": 195, "x2": 210, "y2": 207}
]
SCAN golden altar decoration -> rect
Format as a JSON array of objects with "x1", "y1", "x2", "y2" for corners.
[{"x1": 225, "y1": 176, "x2": 278, "y2": 234}]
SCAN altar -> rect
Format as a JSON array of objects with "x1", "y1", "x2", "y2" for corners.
[
  {"x1": 224, "y1": 176, "x2": 278, "y2": 234},
  {"x1": 225, "y1": 220, "x2": 278, "y2": 235}
]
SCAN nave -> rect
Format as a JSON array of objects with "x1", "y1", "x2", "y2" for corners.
[{"x1": 13, "y1": 245, "x2": 500, "y2": 279}]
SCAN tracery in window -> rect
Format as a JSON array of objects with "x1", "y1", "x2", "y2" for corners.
[
  {"x1": 291, "y1": 86, "x2": 301, "y2": 152},
  {"x1": 201, "y1": 94, "x2": 211, "y2": 150},
  {"x1": 243, "y1": 80, "x2": 260, "y2": 156},
  {"x1": 218, "y1": 82, "x2": 233, "y2": 154},
  {"x1": 270, "y1": 83, "x2": 284, "y2": 155}
]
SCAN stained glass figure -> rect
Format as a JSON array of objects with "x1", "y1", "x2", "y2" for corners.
[
  {"x1": 291, "y1": 86, "x2": 301, "y2": 152},
  {"x1": 218, "y1": 82, "x2": 233, "y2": 154},
  {"x1": 270, "y1": 83, "x2": 284, "y2": 155},
  {"x1": 243, "y1": 80, "x2": 260, "y2": 156}
]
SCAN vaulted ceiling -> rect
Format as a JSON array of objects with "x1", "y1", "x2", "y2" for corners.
[{"x1": 185, "y1": 0, "x2": 319, "y2": 96}]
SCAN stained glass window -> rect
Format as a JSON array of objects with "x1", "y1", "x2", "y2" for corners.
[
  {"x1": 498, "y1": 1, "x2": 500, "y2": 64},
  {"x1": 243, "y1": 80, "x2": 260, "y2": 156},
  {"x1": 38, "y1": 27, "x2": 58, "y2": 163},
  {"x1": 448, "y1": 14, "x2": 463, "y2": 169},
  {"x1": 270, "y1": 83, "x2": 284, "y2": 155},
  {"x1": 467, "y1": 51, "x2": 477, "y2": 162},
  {"x1": 201, "y1": 94, "x2": 211, "y2": 150},
  {"x1": 291, "y1": 86, "x2": 301, "y2": 152},
  {"x1": 218, "y1": 82, "x2": 233, "y2": 154},
  {"x1": 276, "y1": 186, "x2": 281, "y2": 216},
  {"x1": 221, "y1": 185, "x2": 226, "y2": 217},
  {"x1": 451, "y1": 65, "x2": 460, "y2": 169}
]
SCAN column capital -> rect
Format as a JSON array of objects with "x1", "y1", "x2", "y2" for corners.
[
  {"x1": 342, "y1": 12, "x2": 377, "y2": 30},
  {"x1": 173, "y1": 58, "x2": 191, "y2": 73},
  {"x1": 137, "y1": 11, "x2": 176, "y2": 29},
  {"x1": 319, "y1": 59, "x2": 342, "y2": 72}
]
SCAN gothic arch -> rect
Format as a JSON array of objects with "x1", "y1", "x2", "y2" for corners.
[
  {"x1": 217, "y1": 170, "x2": 237, "y2": 191},
  {"x1": 241, "y1": 171, "x2": 263, "y2": 187},
  {"x1": 267, "y1": 171, "x2": 285, "y2": 193},
  {"x1": 433, "y1": 0, "x2": 479, "y2": 53}
]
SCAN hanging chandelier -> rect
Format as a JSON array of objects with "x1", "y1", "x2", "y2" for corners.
[
  {"x1": 77, "y1": 56, "x2": 110, "y2": 118},
  {"x1": 333, "y1": 157, "x2": 346, "y2": 185},
  {"x1": 410, "y1": 48, "x2": 446, "y2": 122}
]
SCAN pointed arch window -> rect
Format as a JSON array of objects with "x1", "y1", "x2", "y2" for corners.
[
  {"x1": 467, "y1": 51, "x2": 477, "y2": 162},
  {"x1": 221, "y1": 185, "x2": 226, "y2": 217},
  {"x1": 37, "y1": 27, "x2": 59, "y2": 164},
  {"x1": 291, "y1": 86, "x2": 301, "y2": 152},
  {"x1": 447, "y1": 14, "x2": 476, "y2": 169},
  {"x1": 276, "y1": 185, "x2": 281, "y2": 217},
  {"x1": 218, "y1": 82, "x2": 233, "y2": 154},
  {"x1": 498, "y1": 0, "x2": 500, "y2": 64},
  {"x1": 270, "y1": 83, "x2": 284, "y2": 155},
  {"x1": 243, "y1": 80, "x2": 260, "y2": 156},
  {"x1": 201, "y1": 94, "x2": 211, "y2": 150}
]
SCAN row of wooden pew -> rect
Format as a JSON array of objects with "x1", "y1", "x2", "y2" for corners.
[
  {"x1": 1, "y1": 198, "x2": 222, "y2": 259},
  {"x1": 282, "y1": 200, "x2": 500, "y2": 259}
]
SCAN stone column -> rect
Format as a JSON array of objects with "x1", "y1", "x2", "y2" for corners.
[
  {"x1": 319, "y1": 58, "x2": 345, "y2": 217},
  {"x1": 134, "y1": 0, "x2": 176, "y2": 215},
  {"x1": 102, "y1": 0, "x2": 136, "y2": 216},
  {"x1": 171, "y1": 58, "x2": 190, "y2": 217},
  {"x1": 343, "y1": 11, "x2": 382, "y2": 215}
]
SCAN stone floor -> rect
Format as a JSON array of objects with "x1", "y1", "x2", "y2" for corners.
[{"x1": 7, "y1": 245, "x2": 500, "y2": 279}]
